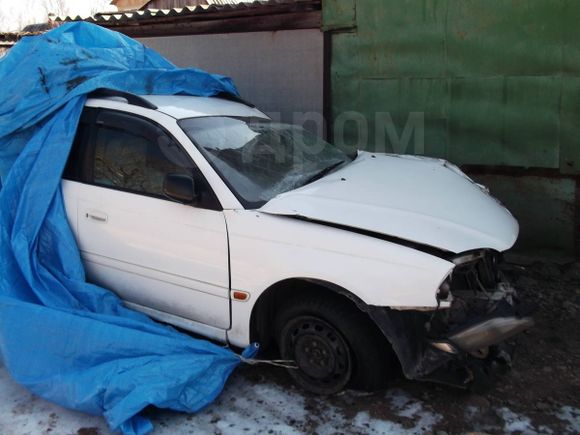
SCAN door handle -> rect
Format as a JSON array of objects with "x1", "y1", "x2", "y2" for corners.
[{"x1": 85, "y1": 210, "x2": 108, "y2": 223}]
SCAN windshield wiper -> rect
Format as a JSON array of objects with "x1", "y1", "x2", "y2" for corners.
[{"x1": 302, "y1": 160, "x2": 345, "y2": 186}]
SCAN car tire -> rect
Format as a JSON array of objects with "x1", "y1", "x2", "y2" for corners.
[{"x1": 276, "y1": 294, "x2": 393, "y2": 395}]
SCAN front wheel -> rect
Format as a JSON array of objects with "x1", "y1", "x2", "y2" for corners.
[{"x1": 276, "y1": 294, "x2": 393, "y2": 395}]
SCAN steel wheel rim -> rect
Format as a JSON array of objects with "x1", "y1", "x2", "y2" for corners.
[{"x1": 281, "y1": 315, "x2": 352, "y2": 393}]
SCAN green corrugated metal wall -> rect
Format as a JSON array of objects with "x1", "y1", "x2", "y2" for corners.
[{"x1": 323, "y1": 0, "x2": 579, "y2": 255}]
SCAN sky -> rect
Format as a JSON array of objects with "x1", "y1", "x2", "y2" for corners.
[{"x1": 0, "y1": 0, "x2": 116, "y2": 32}]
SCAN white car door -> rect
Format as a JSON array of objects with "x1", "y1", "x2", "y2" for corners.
[{"x1": 63, "y1": 107, "x2": 231, "y2": 330}]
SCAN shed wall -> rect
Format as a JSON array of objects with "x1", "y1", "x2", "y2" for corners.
[{"x1": 138, "y1": 29, "x2": 324, "y2": 129}]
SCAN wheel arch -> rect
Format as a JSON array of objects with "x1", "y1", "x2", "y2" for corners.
[{"x1": 249, "y1": 277, "x2": 373, "y2": 347}]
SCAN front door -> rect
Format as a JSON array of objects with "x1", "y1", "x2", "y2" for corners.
[{"x1": 63, "y1": 108, "x2": 230, "y2": 329}]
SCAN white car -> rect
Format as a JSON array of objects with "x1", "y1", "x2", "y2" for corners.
[{"x1": 62, "y1": 89, "x2": 533, "y2": 394}]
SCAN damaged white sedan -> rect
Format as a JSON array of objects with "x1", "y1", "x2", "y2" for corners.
[{"x1": 62, "y1": 89, "x2": 533, "y2": 394}]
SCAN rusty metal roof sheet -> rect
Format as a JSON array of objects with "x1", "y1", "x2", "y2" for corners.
[
  {"x1": 0, "y1": 31, "x2": 43, "y2": 47},
  {"x1": 55, "y1": 0, "x2": 319, "y2": 24}
]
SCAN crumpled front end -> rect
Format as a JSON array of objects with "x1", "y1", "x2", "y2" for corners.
[{"x1": 369, "y1": 250, "x2": 534, "y2": 389}]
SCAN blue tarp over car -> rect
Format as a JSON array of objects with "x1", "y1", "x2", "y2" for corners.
[{"x1": 0, "y1": 22, "x2": 255, "y2": 435}]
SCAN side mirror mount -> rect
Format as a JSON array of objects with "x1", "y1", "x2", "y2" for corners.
[{"x1": 163, "y1": 173, "x2": 198, "y2": 204}]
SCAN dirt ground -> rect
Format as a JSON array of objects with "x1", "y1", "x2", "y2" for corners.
[{"x1": 1, "y1": 259, "x2": 578, "y2": 434}]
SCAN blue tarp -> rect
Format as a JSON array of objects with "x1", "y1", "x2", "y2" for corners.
[{"x1": 0, "y1": 22, "x2": 255, "y2": 434}]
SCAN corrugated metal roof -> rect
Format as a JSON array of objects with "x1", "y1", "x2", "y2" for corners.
[
  {"x1": 0, "y1": 32, "x2": 42, "y2": 47},
  {"x1": 21, "y1": 22, "x2": 57, "y2": 33},
  {"x1": 55, "y1": 0, "x2": 317, "y2": 24}
]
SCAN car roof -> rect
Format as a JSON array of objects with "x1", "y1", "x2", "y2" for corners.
[
  {"x1": 143, "y1": 95, "x2": 269, "y2": 120},
  {"x1": 86, "y1": 94, "x2": 269, "y2": 120}
]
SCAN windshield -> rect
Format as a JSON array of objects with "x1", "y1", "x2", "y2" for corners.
[{"x1": 179, "y1": 117, "x2": 353, "y2": 208}]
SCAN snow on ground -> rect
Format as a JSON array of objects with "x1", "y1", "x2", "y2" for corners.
[
  {"x1": 497, "y1": 407, "x2": 538, "y2": 433},
  {"x1": 492, "y1": 406, "x2": 580, "y2": 435},
  {"x1": 0, "y1": 366, "x2": 109, "y2": 435},
  {"x1": 556, "y1": 406, "x2": 580, "y2": 434},
  {"x1": 154, "y1": 382, "x2": 443, "y2": 435},
  {"x1": 0, "y1": 365, "x2": 443, "y2": 435},
  {"x1": 2, "y1": 363, "x2": 578, "y2": 435}
]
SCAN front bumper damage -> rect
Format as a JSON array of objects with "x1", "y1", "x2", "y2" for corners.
[{"x1": 369, "y1": 252, "x2": 534, "y2": 389}]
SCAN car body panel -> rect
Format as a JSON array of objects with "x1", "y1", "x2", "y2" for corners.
[
  {"x1": 63, "y1": 180, "x2": 231, "y2": 329},
  {"x1": 260, "y1": 152, "x2": 519, "y2": 254},
  {"x1": 224, "y1": 209, "x2": 454, "y2": 347}
]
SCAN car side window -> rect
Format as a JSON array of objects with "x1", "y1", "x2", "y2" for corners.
[
  {"x1": 65, "y1": 108, "x2": 221, "y2": 210},
  {"x1": 93, "y1": 115, "x2": 192, "y2": 198}
]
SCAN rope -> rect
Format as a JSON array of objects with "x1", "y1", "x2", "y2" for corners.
[{"x1": 239, "y1": 355, "x2": 299, "y2": 369}]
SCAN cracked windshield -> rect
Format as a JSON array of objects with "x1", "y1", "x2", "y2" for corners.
[{"x1": 179, "y1": 116, "x2": 353, "y2": 207}]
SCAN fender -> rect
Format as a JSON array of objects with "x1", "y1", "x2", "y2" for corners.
[{"x1": 224, "y1": 210, "x2": 454, "y2": 347}]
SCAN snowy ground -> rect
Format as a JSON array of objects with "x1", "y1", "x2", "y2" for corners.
[
  {"x1": 1, "y1": 363, "x2": 578, "y2": 435},
  {"x1": 0, "y1": 364, "x2": 443, "y2": 435}
]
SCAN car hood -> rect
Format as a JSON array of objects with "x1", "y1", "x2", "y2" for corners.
[{"x1": 259, "y1": 152, "x2": 519, "y2": 254}]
